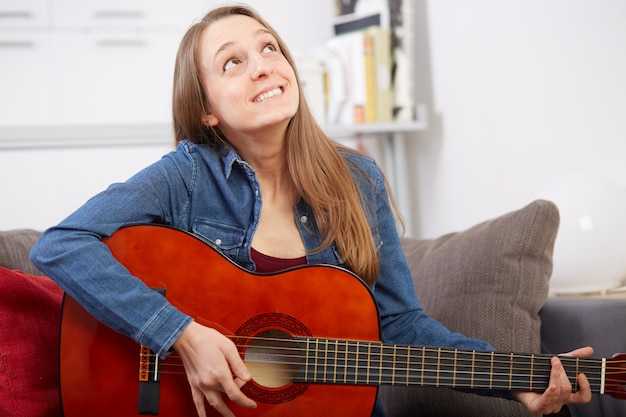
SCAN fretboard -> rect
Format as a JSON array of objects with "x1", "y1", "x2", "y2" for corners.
[{"x1": 291, "y1": 337, "x2": 607, "y2": 394}]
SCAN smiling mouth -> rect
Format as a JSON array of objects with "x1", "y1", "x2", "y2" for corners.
[{"x1": 254, "y1": 87, "x2": 283, "y2": 103}]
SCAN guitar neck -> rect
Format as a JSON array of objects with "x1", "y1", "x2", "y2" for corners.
[{"x1": 293, "y1": 338, "x2": 608, "y2": 394}]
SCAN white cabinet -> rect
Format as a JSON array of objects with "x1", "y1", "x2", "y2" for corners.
[
  {"x1": 0, "y1": 0, "x2": 203, "y2": 126},
  {"x1": 0, "y1": 0, "x2": 49, "y2": 29},
  {"x1": 0, "y1": 33, "x2": 54, "y2": 125},
  {"x1": 50, "y1": 0, "x2": 200, "y2": 29},
  {"x1": 50, "y1": 31, "x2": 180, "y2": 124}
]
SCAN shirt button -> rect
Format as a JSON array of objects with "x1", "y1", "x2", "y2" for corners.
[
  {"x1": 215, "y1": 238, "x2": 222, "y2": 246},
  {"x1": 300, "y1": 215, "x2": 308, "y2": 223}
]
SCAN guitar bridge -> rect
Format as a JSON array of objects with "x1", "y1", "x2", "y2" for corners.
[
  {"x1": 137, "y1": 287, "x2": 166, "y2": 415},
  {"x1": 137, "y1": 344, "x2": 160, "y2": 415}
]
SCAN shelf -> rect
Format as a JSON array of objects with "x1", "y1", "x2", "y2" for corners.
[
  {"x1": 322, "y1": 104, "x2": 428, "y2": 138},
  {"x1": 0, "y1": 123, "x2": 173, "y2": 150}
]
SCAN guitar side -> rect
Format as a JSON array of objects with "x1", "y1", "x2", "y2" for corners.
[{"x1": 59, "y1": 224, "x2": 381, "y2": 417}]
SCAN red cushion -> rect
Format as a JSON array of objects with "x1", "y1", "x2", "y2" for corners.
[{"x1": 0, "y1": 267, "x2": 63, "y2": 417}]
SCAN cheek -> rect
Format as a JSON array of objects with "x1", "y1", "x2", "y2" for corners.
[{"x1": 202, "y1": 81, "x2": 233, "y2": 117}]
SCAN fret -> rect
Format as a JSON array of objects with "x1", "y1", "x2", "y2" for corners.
[
  {"x1": 354, "y1": 341, "x2": 360, "y2": 384},
  {"x1": 435, "y1": 348, "x2": 441, "y2": 387},
  {"x1": 489, "y1": 351, "x2": 494, "y2": 389},
  {"x1": 509, "y1": 352, "x2": 514, "y2": 390},
  {"x1": 406, "y1": 346, "x2": 411, "y2": 386},
  {"x1": 314, "y1": 338, "x2": 321, "y2": 383},
  {"x1": 471, "y1": 350, "x2": 475, "y2": 389},
  {"x1": 323, "y1": 339, "x2": 329, "y2": 383},
  {"x1": 530, "y1": 354, "x2": 535, "y2": 391},
  {"x1": 333, "y1": 340, "x2": 339, "y2": 383},
  {"x1": 453, "y1": 349, "x2": 458, "y2": 388},
  {"x1": 329, "y1": 340, "x2": 335, "y2": 383},
  {"x1": 343, "y1": 340, "x2": 349, "y2": 383},
  {"x1": 366, "y1": 342, "x2": 372, "y2": 385},
  {"x1": 391, "y1": 345, "x2": 397, "y2": 385},
  {"x1": 346, "y1": 341, "x2": 360, "y2": 384},
  {"x1": 304, "y1": 338, "x2": 311, "y2": 382},
  {"x1": 421, "y1": 346, "x2": 426, "y2": 386},
  {"x1": 575, "y1": 357, "x2": 579, "y2": 392}
]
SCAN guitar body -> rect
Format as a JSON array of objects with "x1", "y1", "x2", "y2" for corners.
[{"x1": 60, "y1": 225, "x2": 380, "y2": 417}]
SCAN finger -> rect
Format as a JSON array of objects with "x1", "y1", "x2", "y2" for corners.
[
  {"x1": 191, "y1": 388, "x2": 208, "y2": 417},
  {"x1": 551, "y1": 356, "x2": 573, "y2": 398},
  {"x1": 565, "y1": 346, "x2": 594, "y2": 358},
  {"x1": 234, "y1": 376, "x2": 250, "y2": 389},
  {"x1": 532, "y1": 357, "x2": 572, "y2": 415},
  {"x1": 224, "y1": 345, "x2": 251, "y2": 382},
  {"x1": 205, "y1": 390, "x2": 236, "y2": 417},
  {"x1": 219, "y1": 345, "x2": 256, "y2": 409},
  {"x1": 570, "y1": 372, "x2": 592, "y2": 404},
  {"x1": 219, "y1": 375, "x2": 257, "y2": 409}
]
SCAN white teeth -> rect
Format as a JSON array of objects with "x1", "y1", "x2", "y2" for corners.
[{"x1": 255, "y1": 87, "x2": 282, "y2": 103}]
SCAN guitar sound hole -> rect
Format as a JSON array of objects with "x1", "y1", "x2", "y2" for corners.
[{"x1": 244, "y1": 330, "x2": 303, "y2": 389}]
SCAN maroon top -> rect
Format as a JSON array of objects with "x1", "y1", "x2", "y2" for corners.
[{"x1": 251, "y1": 247, "x2": 307, "y2": 273}]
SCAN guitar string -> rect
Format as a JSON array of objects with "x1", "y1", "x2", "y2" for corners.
[
  {"x1": 137, "y1": 335, "x2": 626, "y2": 378},
  {"x1": 143, "y1": 361, "x2": 615, "y2": 383},
  {"x1": 135, "y1": 361, "x2": 618, "y2": 392},
  {"x1": 136, "y1": 339, "x2": 625, "y2": 390},
  {"x1": 137, "y1": 354, "x2": 623, "y2": 392}
]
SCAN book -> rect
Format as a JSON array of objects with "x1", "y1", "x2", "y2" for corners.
[
  {"x1": 365, "y1": 25, "x2": 393, "y2": 122},
  {"x1": 325, "y1": 31, "x2": 368, "y2": 125},
  {"x1": 325, "y1": 25, "x2": 392, "y2": 124}
]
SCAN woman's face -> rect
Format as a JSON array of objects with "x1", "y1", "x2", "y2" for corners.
[{"x1": 198, "y1": 14, "x2": 299, "y2": 139}]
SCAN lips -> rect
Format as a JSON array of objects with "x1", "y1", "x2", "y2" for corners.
[{"x1": 253, "y1": 87, "x2": 283, "y2": 103}]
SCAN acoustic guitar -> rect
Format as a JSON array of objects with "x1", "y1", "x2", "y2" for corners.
[{"x1": 59, "y1": 225, "x2": 626, "y2": 416}]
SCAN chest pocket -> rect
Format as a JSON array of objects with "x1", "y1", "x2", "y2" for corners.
[{"x1": 192, "y1": 219, "x2": 246, "y2": 254}]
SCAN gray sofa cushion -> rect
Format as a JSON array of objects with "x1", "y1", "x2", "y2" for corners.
[
  {"x1": 380, "y1": 199, "x2": 559, "y2": 417},
  {"x1": 0, "y1": 229, "x2": 43, "y2": 276}
]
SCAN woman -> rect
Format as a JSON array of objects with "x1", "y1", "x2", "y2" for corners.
[{"x1": 31, "y1": 5, "x2": 592, "y2": 417}]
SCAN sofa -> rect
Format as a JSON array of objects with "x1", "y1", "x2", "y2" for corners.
[{"x1": 0, "y1": 199, "x2": 624, "y2": 417}]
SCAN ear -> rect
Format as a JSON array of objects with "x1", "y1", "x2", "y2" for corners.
[{"x1": 202, "y1": 112, "x2": 219, "y2": 127}]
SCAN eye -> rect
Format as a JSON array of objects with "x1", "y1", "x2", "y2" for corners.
[
  {"x1": 223, "y1": 57, "x2": 240, "y2": 72},
  {"x1": 262, "y1": 43, "x2": 277, "y2": 53}
]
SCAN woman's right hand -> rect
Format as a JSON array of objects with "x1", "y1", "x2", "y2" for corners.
[{"x1": 172, "y1": 321, "x2": 257, "y2": 417}]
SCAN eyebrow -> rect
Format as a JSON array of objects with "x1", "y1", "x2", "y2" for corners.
[{"x1": 214, "y1": 28, "x2": 274, "y2": 59}]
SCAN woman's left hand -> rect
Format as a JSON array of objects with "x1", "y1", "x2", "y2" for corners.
[{"x1": 515, "y1": 346, "x2": 594, "y2": 415}]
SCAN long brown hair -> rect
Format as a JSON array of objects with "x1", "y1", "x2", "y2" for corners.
[{"x1": 172, "y1": 5, "x2": 400, "y2": 285}]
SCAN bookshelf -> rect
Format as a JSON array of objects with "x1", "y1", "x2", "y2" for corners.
[
  {"x1": 324, "y1": 120, "x2": 425, "y2": 138},
  {"x1": 323, "y1": 105, "x2": 427, "y2": 138},
  {"x1": 323, "y1": 0, "x2": 422, "y2": 235}
]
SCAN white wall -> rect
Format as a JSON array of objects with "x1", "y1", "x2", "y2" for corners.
[{"x1": 409, "y1": 0, "x2": 626, "y2": 238}]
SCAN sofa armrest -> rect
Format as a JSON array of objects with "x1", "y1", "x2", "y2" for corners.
[
  {"x1": 0, "y1": 229, "x2": 43, "y2": 275},
  {"x1": 540, "y1": 296, "x2": 626, "y2": 417}
]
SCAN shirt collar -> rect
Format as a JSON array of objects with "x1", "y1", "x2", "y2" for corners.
[{"x1": 220, "y1": 144, "x2": 255, "y2": 179}]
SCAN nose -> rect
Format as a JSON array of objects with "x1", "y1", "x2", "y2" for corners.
[{"x1": 249, "y1": 52, "x2": 272, "y2": 80}]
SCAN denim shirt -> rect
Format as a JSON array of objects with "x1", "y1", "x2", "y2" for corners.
[{"x1": 30, "y1": 140, "x2": 496, "y2": 406}]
